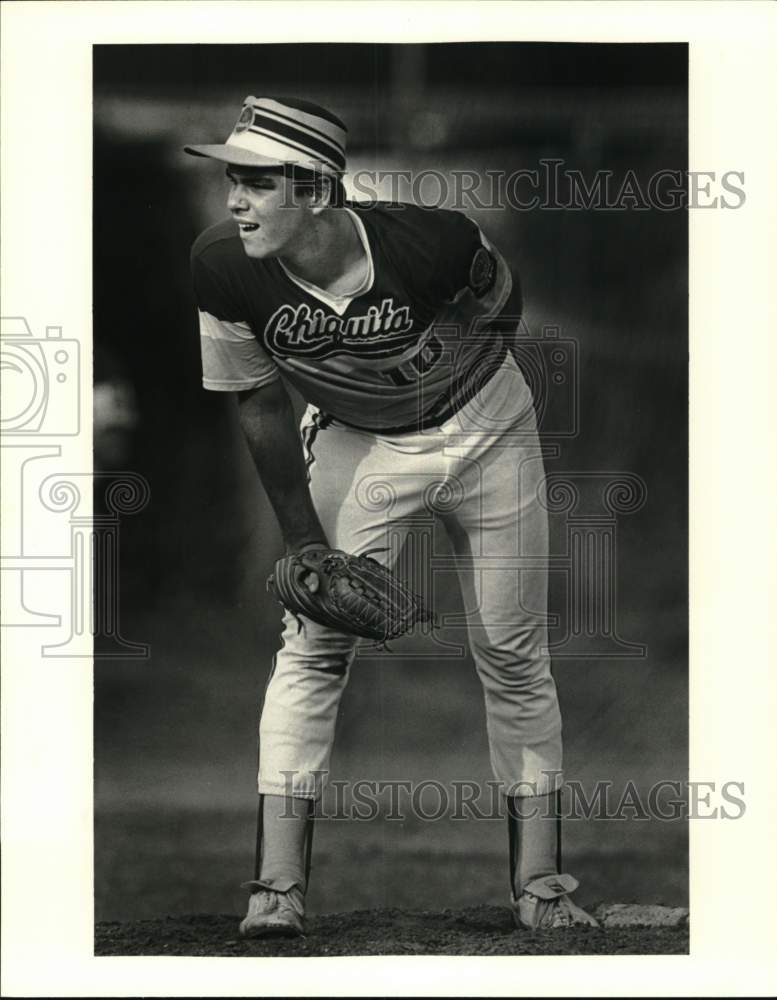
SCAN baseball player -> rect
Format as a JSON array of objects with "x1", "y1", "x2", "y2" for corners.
[{"x1": 185, "y1": 96, "x2": 598, "y2": 937}]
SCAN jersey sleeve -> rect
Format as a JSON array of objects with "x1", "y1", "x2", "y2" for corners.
[
  {"x1": 435, "y1": 213, "x2": 513, "y2": 320},
  {"x1": 191, "y1": 249, "x2": 279, "y2": 392},
  {"x1": 198, "y1": 311, "x2": 279, "y2": 391}
]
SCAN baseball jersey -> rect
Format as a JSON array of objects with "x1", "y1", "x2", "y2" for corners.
[{"x1": 191, "y1": 201, "x2": 516, "y2": 431}]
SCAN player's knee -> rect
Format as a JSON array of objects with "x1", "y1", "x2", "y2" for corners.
[
  {"x1": 470, "y1": 628, "x2": 551, "y2": 685},
  {"x1": 279, "y1": 618, "x2": 359, "y2": 659},
  {"x1": 301, "y1": 655, "x2": 352, "y2": 677},
  {"x1": 273, "y1": 646, "x2": 355, "y2": 681},
  {"x1": 470, "y1": 624, "x2": 545, "y2": 662}
]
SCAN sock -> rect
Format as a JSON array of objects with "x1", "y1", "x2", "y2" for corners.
[
  {"x1": 508, "y1": 791, "x2": 560, "y2": 897},
  {"x1": 258, "y1": 794, "x2": 312, "y2": 891}
]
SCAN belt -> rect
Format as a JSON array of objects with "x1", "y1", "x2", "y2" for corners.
[{"x1": 318, "y1": 339, "x2": 508, "y2": 436}]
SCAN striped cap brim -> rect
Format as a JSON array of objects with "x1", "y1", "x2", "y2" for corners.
[{"x1": 183, "y1": 143, "x2": 285, "y2": 169}]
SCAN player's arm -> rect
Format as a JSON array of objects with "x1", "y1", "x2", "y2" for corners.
[
  {"x1": 236, "y1": 380, "x2": 328, "y2": 553},
  {"x1": 485, "y1": 264, "x2": 523, "y2": 333},
  {"x1": 435, "y1": 213, "x2": 519, "y2": 331},
  {"x1": 191, "y1": 280, "x2": 327, "y2": 552}
]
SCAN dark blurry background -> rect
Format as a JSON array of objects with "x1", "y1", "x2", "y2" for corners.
[{"x1": 94, "y1": 43, "x2": 687, "y2": 922}]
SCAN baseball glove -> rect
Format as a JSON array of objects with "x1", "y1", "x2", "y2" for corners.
[{"x1": 267, "y1": 547, "x2": 432, "y2": 642}]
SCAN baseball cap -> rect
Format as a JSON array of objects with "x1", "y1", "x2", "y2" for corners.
[{"x1": 184, "y1": 96, "x2": 347, "y2": 176}]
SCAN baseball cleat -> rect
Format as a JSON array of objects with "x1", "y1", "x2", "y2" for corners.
[
  {"x1": 239, "y1": 877, "x2": 305, "y2": 938},
  {"x1": 511, "y1": 873, "x2": 600, "y2": 931}
]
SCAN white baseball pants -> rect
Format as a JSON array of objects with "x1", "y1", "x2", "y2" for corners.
[{"x1": 257, "y1": 352, "x2": 563, "y2": 800}]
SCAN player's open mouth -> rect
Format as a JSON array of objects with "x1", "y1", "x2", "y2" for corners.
[{"x1": 238, "y1": 223, "x2": 259, "y2": 233}]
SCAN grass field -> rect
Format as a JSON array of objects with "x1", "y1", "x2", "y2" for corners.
[
  {"x1": 96, "y1": 906, "x2": 689, "y2": 957},
  {"x1": 95, "y1": 602, "x2": 687, "y2": 943}
]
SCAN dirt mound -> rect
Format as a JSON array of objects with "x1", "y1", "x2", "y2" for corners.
[{"x1": 95, "y1": 905, "x2": 689, "y2": 957}]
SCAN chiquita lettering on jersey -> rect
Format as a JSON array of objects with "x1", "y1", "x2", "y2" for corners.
[
  {"x1": 191, "y1": 200, "x2": 517, "y2": 430},
  {"x1": 265, "y1": 298, "x2": 414, "y2": 356}
]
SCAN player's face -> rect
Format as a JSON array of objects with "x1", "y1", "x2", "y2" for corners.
[{"x1": 225, "y1": 167, "x2": 310, "y2": 259}]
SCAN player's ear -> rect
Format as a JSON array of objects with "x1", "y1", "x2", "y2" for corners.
[
  {"x1": 307, "y1": 175, "x2": 334, "y2": 215},
  {"x1": 289, "y1": 169, "x2": 330, "y2": 213}
]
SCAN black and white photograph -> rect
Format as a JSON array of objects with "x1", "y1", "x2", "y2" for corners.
[
  {"x1": 2, "y1": 3, "x2": 776, "y2": 996},
  {"x1": 92, "y1": 39, "x2": 690, "y2": 957}
]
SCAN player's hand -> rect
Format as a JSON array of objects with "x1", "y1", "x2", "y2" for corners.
[
  {"x1": 268, "y1": 546, "x2": 433, "y2": 642},
  {"x1": 287, "y1": 540, "x2": 329, "y2": 593}
]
